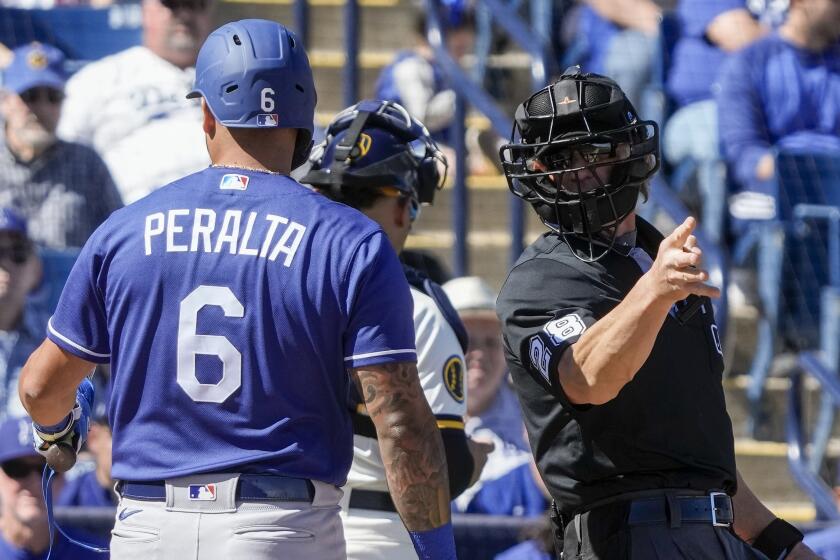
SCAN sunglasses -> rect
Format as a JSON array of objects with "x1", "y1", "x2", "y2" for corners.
[
  {"x1": 378, "y1": 186, "x2": 422, "y2": 223},
  {"x1": 20, "y1": 87, "x2": 64, "y2": 105},
  {"x1": 0, "y1": 241, "x2": 32, "y2": 264},
  {"x1": 1, "y1": 458, "x2": 46, "y2": 480}
]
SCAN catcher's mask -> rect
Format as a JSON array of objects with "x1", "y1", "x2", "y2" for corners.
[
  {"x1": 303, "y1": 100, "x2": 447, "y2": 218},
  {"x1": 500, "y1": 67, "x2": 660, "y2": 261}
]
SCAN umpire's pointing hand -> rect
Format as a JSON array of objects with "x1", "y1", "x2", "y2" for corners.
[{"x1": 648, "y1": 217, "x2": 721, "y2": 302}]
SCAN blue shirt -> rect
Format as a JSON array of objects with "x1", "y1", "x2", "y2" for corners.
[
  {"x1": 717, "y1": 34, "x2": 840, "y2": 192},
  {"x1": 374, "y1": 50, "x2": 451, "y2": 143},
  {"x1": 57, "y1": 470, "x2": 116, "y2": 508},
  {"x1": 666, "y1": 0, "x2": 747, "y2": 108},
  {"x1": 805, "y1": 523, "x2": 840, "y2": 560},
  {"x1": 0, "y1": 311, "x2": 47, "y2": 422},
  {"x1": 47, "y1": 166, "x2": 416, "y2": 485},
  {"x1": 466, "y1": 382, "x2": 528, "y2": 451},
  {"x1": 459, "y1": 462, "x2": 547, "y2": 517}
]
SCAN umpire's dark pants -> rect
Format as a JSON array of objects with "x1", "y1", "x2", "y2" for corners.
[{"x1": 559, "y1": 492, "x2": 770, "y2": 560}]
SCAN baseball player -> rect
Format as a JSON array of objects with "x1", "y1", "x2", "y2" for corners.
[
  {"x1": 18, "y1": 20, "x2": 456, "y2": 560},
  {"x1": 304, "y1": 99, "x2": 492, "y2": 559}
]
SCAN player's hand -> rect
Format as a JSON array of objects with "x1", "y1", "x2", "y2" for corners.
[
  {"x1": 33, "y1": 379, "x2": 95, "y2": 461},
  {"x1": 467, "y1": 436, "x2": 495, "y2": 487},
  {"x1": 647, "y1": 217, "x2": 721, "y2": 303}
]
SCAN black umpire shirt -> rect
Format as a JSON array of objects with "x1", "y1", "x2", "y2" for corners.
[{"x1": 496, "y1": 217, "x2": 736, "y2": 516}]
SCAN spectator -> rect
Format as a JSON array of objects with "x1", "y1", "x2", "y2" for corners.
[
  {"x1": 443, "y1": 276, "x2": 527, "y2": 451},
  {"x1": 454, "y1": 429, "x2": 549, "y2": 517},
  {"x1": 0, "y1": 416, "x2": 100, "y2": 559},
  {"x1": 565, "y1": 0, "x2": 671, "y2": 110},
  {"x1": 0, "y1": 43, "x2": 122, "y2": 249},
  {"x1": 717, "y1": 0, "x2": 840, "y2": 216},
  {"x1": 0, "y1": 208, "x2": 44, "y2": 422},
  {"x1": 663, "y1": 0, "x2": 769, "y2": 241},
  {"x1": 58, "y1": 0, "x2": 214, "y2": 204},
  {"x1": 375, "y1": 2, "x2": 474, "y2": 143}
]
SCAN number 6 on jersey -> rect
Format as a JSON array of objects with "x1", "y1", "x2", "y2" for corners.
[{"x1": 177, "y1": 285, "x2": 244, "y2": 403}]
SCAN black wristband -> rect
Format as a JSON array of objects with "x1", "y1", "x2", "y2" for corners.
[{"x1": 752, "y1": 518, "x2": 804, "y2": 560}]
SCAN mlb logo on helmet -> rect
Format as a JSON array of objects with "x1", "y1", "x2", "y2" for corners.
[
  {"x1": 220, "y1": 174, "x2": 249, "y2": 190},
  {"x1": 257, "y1": 113, "x2": 279, "y2": 127},
  {"x1": 188, "y1": 484, "x2": 217, "y2": 501}
]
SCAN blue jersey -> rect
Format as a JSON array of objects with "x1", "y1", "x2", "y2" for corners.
[{"x1": 47, "y1": 167, "x2": 416, "y2": 485}]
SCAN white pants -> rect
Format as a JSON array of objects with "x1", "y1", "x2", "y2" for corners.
[
  {"x1": 339, "y1": 489, "x2": 416, "y2": 560},
  {"x1": 111, "y1": 475, "x2": 346, "y2": 560}
]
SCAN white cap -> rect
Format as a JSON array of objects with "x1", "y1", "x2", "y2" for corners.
[{"x1": 442, "y1": 276, "x2": 497, "y2": 315}]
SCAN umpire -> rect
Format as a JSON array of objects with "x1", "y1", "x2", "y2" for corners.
[{"x1": 496, "y1": 67, "x2": 818, "y2": 559}]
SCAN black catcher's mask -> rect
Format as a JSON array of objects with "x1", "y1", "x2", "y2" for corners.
[{"x1": 500, "y1": 67, "x2": 660, "y2": 261}]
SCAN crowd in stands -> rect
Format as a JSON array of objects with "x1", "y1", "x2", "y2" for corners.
[{"x1": 0, "y1": 0, "x2": 839, "y2": 557}]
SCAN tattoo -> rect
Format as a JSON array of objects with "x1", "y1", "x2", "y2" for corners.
[{"x1": 350, "y1": 362, "x2": 451, "y2": 530}]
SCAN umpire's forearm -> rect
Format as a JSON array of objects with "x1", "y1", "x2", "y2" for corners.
[
  {"x1": 559, "y1": 274, "x2": 672, "y2": 405},
  {"x1": 350, "y1": 362, "x2": 452, "y2": 531}
]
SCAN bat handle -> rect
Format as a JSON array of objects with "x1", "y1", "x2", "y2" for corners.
[{"x1": 44, "y1": 442, "x2": 77, "y2": 473}]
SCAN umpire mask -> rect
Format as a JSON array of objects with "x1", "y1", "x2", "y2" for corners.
[{"x1": 500, "y1": 67, "x2": 660, "y2": 261}]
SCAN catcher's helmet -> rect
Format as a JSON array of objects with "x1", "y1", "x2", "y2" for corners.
[
  {"x1": 187, "y1": 19, "x2": 316, "y2": 169},
  {"x1": 303, "y1": 100, "x2": 447, "y2": 211},
  {"x1": 500, "y1": 67, "x2": 660, "y2": 261}
]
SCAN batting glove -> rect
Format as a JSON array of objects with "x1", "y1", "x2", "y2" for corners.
[{"x1": 33, "y1": 378, "x2": 95, "y2": 457}]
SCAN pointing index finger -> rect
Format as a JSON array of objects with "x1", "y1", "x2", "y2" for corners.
[{"x1": 670, "y1": 217, "x2": 696, "y2": 247}]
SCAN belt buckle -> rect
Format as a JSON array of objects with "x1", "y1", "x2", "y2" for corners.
[{"x1": 709, "y1": 492, "x2": 730, "y2": 527}]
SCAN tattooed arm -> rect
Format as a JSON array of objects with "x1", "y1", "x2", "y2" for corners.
[{"x1": 350, "y1": 361, "x2": 451, "y2": 530}]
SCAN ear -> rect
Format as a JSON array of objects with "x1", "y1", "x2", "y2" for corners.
[{"x1": 201, "y1": 99, "x2": 216, "y2": 137}]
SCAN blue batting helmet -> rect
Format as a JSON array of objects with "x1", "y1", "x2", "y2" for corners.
[
  {"x1": 303, "y1": 100, "x2": 447, "y2": 207},
  {"x1": 187, "y1": 19, "x2": 316, "y2": 169}
]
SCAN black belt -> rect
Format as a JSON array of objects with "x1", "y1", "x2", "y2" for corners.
[
  {"x1": 628, "y1": 493, "x2": 733, "y2": 526},
  {"x1": 348, "y1": 489, "x2": 397, "y2": 513},
  {"x1": 117, "y1": 475, "x2": 315, "y2": 503}
]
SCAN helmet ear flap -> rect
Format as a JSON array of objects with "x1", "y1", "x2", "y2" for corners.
[{"x1": 416, "y1": 157, "x2": 440, "y2": 204}]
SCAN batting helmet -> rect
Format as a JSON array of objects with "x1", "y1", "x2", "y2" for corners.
[
  {"x1": 187, "y1": 19, "x2": 316, "y2": 169},
  {"x1": 303, "y1": 100, "x2": 447, "y2": 210},
  {"x1": 500, "y1": 67, "x2": 660, "y2": 261}
]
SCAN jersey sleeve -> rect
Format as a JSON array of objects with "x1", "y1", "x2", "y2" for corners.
[
  {"x1": 47, "y1": 227, "x2": 111, "y2": 363},
  {"x1": 412, "y1": 288, "x2": 467, "y2": 419},
  {"x1": 343, "y1": 231, "x2": 416, "y2": 368},
  {"x1": 497, "y1": 257, "x2": 600, "y2": 393}
]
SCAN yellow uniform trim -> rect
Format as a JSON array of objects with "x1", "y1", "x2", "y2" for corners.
[{"x1": 436, "y1": 419, "x2": 465, "y2": 430}]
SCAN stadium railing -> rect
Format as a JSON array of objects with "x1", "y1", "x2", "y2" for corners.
[
  {"x1": 748, "y1": 150, "x2": 840, "y2": 438},
  {"x1": 780, "y1": 153, "x2": 840, "y2": 519},
  {"x1": 423, "y1": 0, "x2": 550, "y2": 273}
]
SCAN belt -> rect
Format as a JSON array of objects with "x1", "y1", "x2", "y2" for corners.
[
  {"x1": 348, "y1": 489, "x2": 397, "y2": 513},
  {"x1": 627, "y1": 493, "x2": 733, "y2": 527},
  {"x1": 117, "y1": 475, "x2": 315, "y2": 503}
]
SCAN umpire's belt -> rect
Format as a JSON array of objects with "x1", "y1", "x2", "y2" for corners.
[
  {"x1": 627, "y1": 493, "x2": 733, "y2": 527},
  {"x1": 117, "y1": 475, "x2": 315, "y2": 503},
  {"x1": 348, "y1": 489, "x2": 397, "y2": 513}
]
